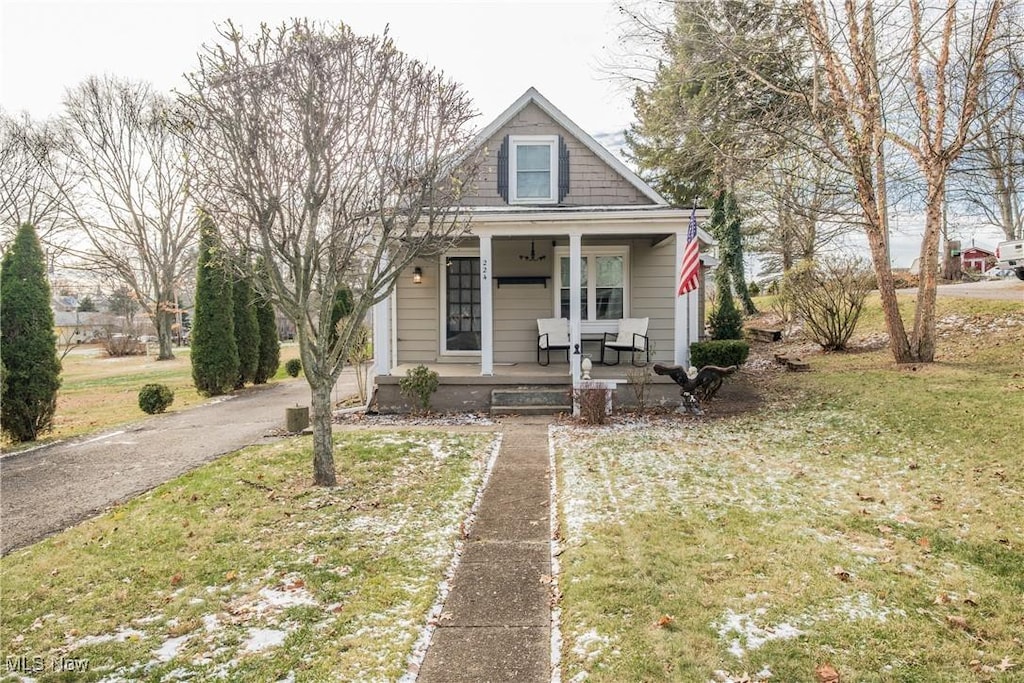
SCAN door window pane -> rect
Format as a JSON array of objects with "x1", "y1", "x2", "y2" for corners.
[{"x1": 445, "y1": 257, "x2": 481, "y2": 351}]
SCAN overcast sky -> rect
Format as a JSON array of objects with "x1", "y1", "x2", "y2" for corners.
[
  {"x1": 0, "y1": 0, "x2": 1008, "y2": 269},
  {"x1": 0, "y1": 0, "x2": 634, "y2": 134}
]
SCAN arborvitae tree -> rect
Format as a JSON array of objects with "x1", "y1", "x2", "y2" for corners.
[
  {"x1": 254, "y1": 291, "x2": 280, "y2": 384},
  {"x1": 709, "y1": 265, "x2": 744, "y2": 340},
  {"x1": 0, "y1": 224, "x2": 62, "y2": 441},
  {"x1": 232, "y1": 274, "x2": 259, "y2": 388},
  {"x1": 77, "y1": 295, "x2": 98, "y2": 312},
  {"x1": 190, "y1": 215, "x2": 238, "y2": 396}
]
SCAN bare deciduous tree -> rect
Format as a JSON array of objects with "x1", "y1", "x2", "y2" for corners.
[
  {"x1": 802, "y1": 0, "x2": 1003, "y2": 362},
  {"x1": 58, "y1": 76, "x2": 197, "y2": 360},
  {"x1": 950, "y1": 18, "x2": 1024, "y2": 242},
  {"x1": 0, "y1": 111, "x2": 75, "y2": 256},
  {"x1": 182, "y1": 20, "x2": 480, "y2": 487},
  {"x1": 742, "y1": 147, "x2": 857, "y2": 273}
]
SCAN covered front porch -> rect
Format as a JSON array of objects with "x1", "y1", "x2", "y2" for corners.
[{"x1": 370, "y1": 206, "x2": 714, "y2": 413}]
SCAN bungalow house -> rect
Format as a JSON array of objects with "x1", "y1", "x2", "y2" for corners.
[{"x1": 372, "y1": 88, "x2": 715, "y2": 413}]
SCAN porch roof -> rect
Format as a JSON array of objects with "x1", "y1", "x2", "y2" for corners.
[{"x1": 462, "y1": 205, "x2": 715, "y2": 245}]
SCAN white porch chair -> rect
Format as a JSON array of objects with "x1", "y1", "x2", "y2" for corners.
[
  {"x1": 601, "y1": 317, "x2": 650, "y2": 366},
  {"x1": 536, "y1": 318, "x2": 571, "y2": 366}
]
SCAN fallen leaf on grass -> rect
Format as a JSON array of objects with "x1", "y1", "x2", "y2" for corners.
[
  {"x1": 170, "y1": 573, "x2": 183, "y2": 586},
  {"x1": 815, "y1": 662, "x2": 840, "y2": 682},
  {"x1": 655, "y1": 615, "x2": 674, "y2": 628},
  {"x1": 946, "y1": 615, "x2": 970, "y2": 630},
  {"x1": 877, "y1": 525, "x2": 893, "y2": 535},
  {"x1": 224, "y1": 570, "x2": 237, "y2": 582},
  {"x1": 918, "y1": 537, "x2": 931, "y2": 551},
  {"x1": 856, "y1": 491, "x2": 876, "y2": 502},
  {"x1": 832, "y1": 566, "x2": 851, "y2": 582}
]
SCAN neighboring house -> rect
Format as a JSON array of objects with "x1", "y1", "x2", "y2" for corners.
[
  {"x1": 961, "y1": 246, "x2": 994, "y2": 272},
  {"x1": 53, "y1": 311, "x2": 120, "y2": 346},
  {"x1": 373, "y1": 88, "x2": 715, "y2": 413}
]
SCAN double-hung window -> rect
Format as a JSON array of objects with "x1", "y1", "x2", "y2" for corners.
[
  {"x1": 553, "y1": 247, "x2": 628, "y2": 326},
  {"x1": 509, "y1": 135, "x2": 558, "y2": 204}
]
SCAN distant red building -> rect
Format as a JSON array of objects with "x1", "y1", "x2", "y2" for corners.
[{"x1": 961, "y1": 246, "x2": 995, "y2": 272}]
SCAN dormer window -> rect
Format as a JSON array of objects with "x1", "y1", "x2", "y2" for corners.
[
  {"x1": 510, "y1": 135, "x2": 557, "y2": 203},
  {"x1": 498, "y1": 134, "x2": 570, "y2": 205}
]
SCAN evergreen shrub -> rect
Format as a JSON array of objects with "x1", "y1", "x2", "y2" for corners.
[
  {"x1": 138, "y1": 383, "x2": 174, "y2": 414},
  {"x1": 690, "y1": 340, "x2": 750, "y2": 368}
]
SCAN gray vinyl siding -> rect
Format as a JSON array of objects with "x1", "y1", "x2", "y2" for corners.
[
  {"x1": 394, "y1": 238, "x2": 681, "y2": 365},
  {"x1": 396, "y1": 261, "x2": 439, "y2": 364},
  {"x1": 629, "y1": 238, "x2": 676, "y2": 364},
  {"x1": 465, "y1": 102, "x2": 654, "y2": 208}
]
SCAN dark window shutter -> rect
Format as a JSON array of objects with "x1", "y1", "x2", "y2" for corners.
[
  {"x1": 497, "y1": 135, "x2": 509, "y2": 201},
  {"x1": 558, "y1": 136, "x2": 570, "y2": 202}
]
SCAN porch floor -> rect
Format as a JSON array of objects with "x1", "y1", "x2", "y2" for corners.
[{"x1": 381, "y1": 361, "x2": 674, "y2": 385}]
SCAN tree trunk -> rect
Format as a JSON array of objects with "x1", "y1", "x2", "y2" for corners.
[
  {"x1": 911, "y1": 172, "x2": 945, "y2": 363},
  {"x1": 309, "y1": 377, "x2": 337, "y2": 487},
  {"x1": 156, "y1": 309, "x2": 175, "y2": 360}
]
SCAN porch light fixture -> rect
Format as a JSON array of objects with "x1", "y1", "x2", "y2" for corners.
[
  {"x1": 519, "y1": 241, "x2": 546, "y2": 262},
  {"x1": 412, "y1": 267, "x2": 423, "y2": 285}
]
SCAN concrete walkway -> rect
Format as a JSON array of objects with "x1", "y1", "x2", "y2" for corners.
[{"x1": 418, "y1": 416, "x2": 553, "y2": 682}]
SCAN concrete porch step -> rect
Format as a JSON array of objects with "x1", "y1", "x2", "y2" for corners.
[
  {"x1": 491, "y1": 387, "x2": 571, "y2": 415},
  {"x1": 491, "y1": 388, "x2": 571, "y2": 408}
]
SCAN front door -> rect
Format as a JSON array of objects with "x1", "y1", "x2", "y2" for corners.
[{"x1": 443, "y1": 256, "x2": 481, "y2": 353}]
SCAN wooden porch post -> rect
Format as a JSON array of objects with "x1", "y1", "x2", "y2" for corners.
[
  {"x1": 479, "y1": 234, "x2": 494, "y2": 376},
  {"x1": 373, "y1": 252, "x2": 392, "y2": 376},
  {"x1": 674, "y1": 229, "x2": 689, "y2": 366},
  {"x1": 569, "y1": 231, "x2": 582, "y2": 386}
]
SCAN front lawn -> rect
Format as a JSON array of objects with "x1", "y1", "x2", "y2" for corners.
[
  {"x1": 1, "y1": 430, "x2": 497, "y2": 682},
  {"x1": 554, "y1": 300, "x2": 1023, "y2": 681}
]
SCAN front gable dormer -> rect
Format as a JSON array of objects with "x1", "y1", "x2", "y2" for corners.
[{"x1": 464, "y1": 88, "x2": 666, "y2": 209}]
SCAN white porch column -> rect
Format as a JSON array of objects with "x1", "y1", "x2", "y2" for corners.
[
  {"x1": 674, "y1": 229, "x2": 688, "y2": 366},
  {"x1": 569, "y1": 231, "x2": 582, "y2": 385},
  {"x1": 479, "y1": 235, "x2": 494, "y2": 376},
  {"x1": 373, "y1": 279, "x2": 392, "y2": 377}
]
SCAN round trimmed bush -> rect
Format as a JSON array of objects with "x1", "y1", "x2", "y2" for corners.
[
  {"x1": 285, "y1": 358, "x2": 302, "y2": 378},
  {"x1": 138, "y1": 383, "x2": 174, "y2": 414}
]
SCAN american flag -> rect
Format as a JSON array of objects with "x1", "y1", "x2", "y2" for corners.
[{"x1": 677, "y1": 206, "x2": 700, "y2": 295}]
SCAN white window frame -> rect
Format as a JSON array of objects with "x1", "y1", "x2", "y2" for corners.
[
  {"x1": 439, "y1": 248, "x2": 482, "y2": 357},
  {"x1": 553, "y1": 246, "x2": 630, "y2": 333},
  {"x1": 509, "y1": 134, "x2": 558, "y2": 205}
]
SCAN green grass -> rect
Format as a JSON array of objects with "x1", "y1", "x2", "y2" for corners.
[
  {"x1": 555, "y1": 297, "x2": 1024, "y2": 682},
  {"x1": 1, "y1": 430, "x2": 496, "y2": 682}
]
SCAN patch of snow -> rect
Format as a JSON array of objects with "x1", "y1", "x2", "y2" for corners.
[
  {"x1": 715, "y1": 609, "x2": 803, "y2": 658},
  {"x1": 255, "y1": 585, "x2": 317, "y2": 612},
  {"x1": 202, "y1": 614, "x2": 221, "y2": 632},
  {"x1": 70, "y1": 627, "x2": 146, "y2": 649},
  {"x1": 571, "y1": 628, "x2": 612, "y2": 662},
  {"x1": 241, "y1": 628, "x2": 287, "y2": 653},
  {"x1": 152, "y1": 635, "x2": 189, "y2": 662}
]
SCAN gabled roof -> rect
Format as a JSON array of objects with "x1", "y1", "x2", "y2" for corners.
[{"x1": 470, "y1": 87, "x2": 669, "y2": 207}]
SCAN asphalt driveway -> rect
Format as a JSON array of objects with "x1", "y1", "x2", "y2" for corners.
[{"x1": 0, "y1": 373, "x2": 357, "y2": 556}]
